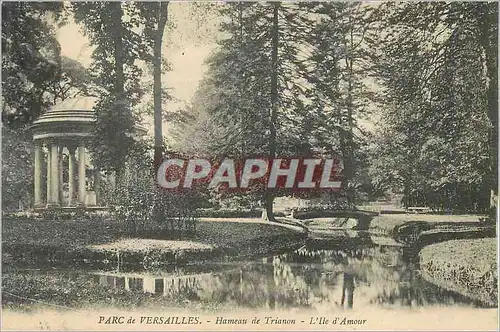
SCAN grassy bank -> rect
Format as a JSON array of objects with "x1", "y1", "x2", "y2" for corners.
[
  {"x1": 369, "y1": 214, "x2": 485, "y2": 235},
  {"x1": 419, "y1": 238, "x2": 498, "y2": 307},
  {"x1": 2, "y1": 218, "x2": 306, "y2": 268}
]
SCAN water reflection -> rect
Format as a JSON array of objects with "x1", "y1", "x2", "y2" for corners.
[
  {"x1": 86, "y1": 235, "x2": 476, "y2": 310},
  {"x1": 341, "y1": 273, "x2": 354, "y2": 308},
  {"x1": 94, "y1": 272, "x2": 207, "y2": 300}
]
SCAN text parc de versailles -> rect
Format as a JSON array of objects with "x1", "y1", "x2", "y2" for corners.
[{"x1": 99, "y1": 315, "x2": 367, "y2": 326}]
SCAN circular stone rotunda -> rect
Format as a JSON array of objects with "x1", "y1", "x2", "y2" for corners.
[{"x1": 30, "y1": 96, "x2": 145, "y2": 210}]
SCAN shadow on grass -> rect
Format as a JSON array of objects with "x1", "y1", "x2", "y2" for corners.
[
  {"x1": 2, "y1": 218, "x2": 306, "y2": 269},
  {"x1": 3, "y1": 218, "x2": 300, "y2": 246}
]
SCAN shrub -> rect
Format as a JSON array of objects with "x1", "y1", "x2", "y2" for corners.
[
  {"x1": 112, "y1": 147, "x2": 200, "y2": 238},
  {"x1": 292, "y1": 201, "x2": 356, "y2": 213},
  {"x1": 151, "y1": 188, "x2": 200, "y2": 237},
  {"x1": 196, "y1": 208, "x2": 286, "y2": 219},
  {"x1": 197, "y1": 208, "x2": 261, "y2": 218},
  {"x1": 2, "y1": 210, "x2": 42, "y2": 221}
]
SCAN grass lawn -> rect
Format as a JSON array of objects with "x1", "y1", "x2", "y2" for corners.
[
  {"x1": 419, "y1": 238, "x2": 498, "y2": 307},
  {"x1": 2, "y1": 218, "x2": 306, "y2": 266},
  {"x1": 299, "y1": 213, "x2": 487, "y2": 237},
  {"x1": 2, "y1": 217, "x2": 306, "y2": 312},
  {"x1": 2, "y1": 217, "x2": 301, "y2": 248},
  {"x1": 369, "y1": 213, "x2": 485, "y2": 235}
]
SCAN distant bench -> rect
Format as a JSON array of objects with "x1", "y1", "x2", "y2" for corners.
[{"x1": 406, "y1": 206, "x2": 431, "y2": 214}]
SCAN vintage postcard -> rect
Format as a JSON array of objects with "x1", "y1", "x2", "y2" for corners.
[{"x1": 1, "y1": 1, "x2": 498, "y2": 331}]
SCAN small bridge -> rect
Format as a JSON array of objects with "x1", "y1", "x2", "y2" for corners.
[
  {"x1": 406, "y1": 206, "x2": 431, "y2": 214},
  {"x1": 290, "y1": 209, "x2": 379, "y2": 231}
]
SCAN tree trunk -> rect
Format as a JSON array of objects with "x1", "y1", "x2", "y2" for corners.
[
  {"x1": 342, "y1": 12, "x2": 356, "y2": 208},
  {"x1": 152, "y1": 3, "x2": 169, "y2": 226},
  {"x1": 112, "y1": 2, "x2": 126, "y2": 180},
  {"x1": 113, "y1": 2, "x2": 125, "y2": 103},
  {"x1": 154, "y1": 2, "x2": 170, "y2": 172},
  {"x1": 264, "y1": 2, "x2": 279, "y2": 222},
  {"x1": 478, "y1": 5, "x2": 498, "y2": 211}
]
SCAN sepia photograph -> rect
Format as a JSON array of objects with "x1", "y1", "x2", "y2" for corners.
[{"x1": 1, "y1": 1, "x2": 498, "y2": 330}]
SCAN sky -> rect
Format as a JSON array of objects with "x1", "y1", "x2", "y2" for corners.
[{"x1": 56, "y1": 2, "x2": 221, "y2": 137}]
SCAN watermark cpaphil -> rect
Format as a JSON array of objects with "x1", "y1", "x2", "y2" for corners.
[{"x1": 156, "y1": 155, "x2": 344, "y2": 192}]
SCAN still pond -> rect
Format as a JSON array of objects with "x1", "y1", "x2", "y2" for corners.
[{"x1": 2, "y1": 232, "x2": 480, "y2": 312}]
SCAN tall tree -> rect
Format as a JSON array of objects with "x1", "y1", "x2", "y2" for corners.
[
  {"x1": 2, "y1": 2, "x2": 66, "y2": 127},
  {"x1": 73, "y1": 2, "x2": 145, "y2": 176},
  {"x1": 46, "y1": 56, "x2": 92, "y2": 103},
  {"x1": 262, "y1": 2, "x2": 280, "y2": 221},
  {"x1": 173, "y1": 2, "x2": 320, "y2": 220},
  {"x1": 301, "y1": 2, "x2": 375, "y2": 204},
  {"x1": 173, "y1": 3, "x2": 381, "y2": 214},
  {"x1": 368, "y1": 2, "x2": 497, "y2": 212},
  {"x1": 134, "y1": 2, "x2": 170, "y2": 171}
]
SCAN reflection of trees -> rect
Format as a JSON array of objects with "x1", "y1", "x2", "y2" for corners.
[
  {"x1": 271, "y1": 255, "x2": 310, "y2": 308},
  {"x1": 341, "y1": 273, "x2": 355, "y2": 308},
  {"x1": 274, "y1": 243, "x2": 469, "y2": 310},
  {"x1": 197, "y1": 257, "x2": 310, "y2": 309},
  {"x1": 369, "y1": 265, "x2": 475, "y2": 307},
  {"x1": 164, "y1": 277, "x2": 200, "y2": 300},
  {"x1": 95, "y1": 273, "x2": 203, "y2": 302},
  {"x1": 91, "y1": 242, "x2": 475, "y2": 310},
  {"x1": 273, "y1": 247, "x2": 376, "y2": 307},
  {"x1": 266, "y1": 258, "x2": 276, "y2": 309}
]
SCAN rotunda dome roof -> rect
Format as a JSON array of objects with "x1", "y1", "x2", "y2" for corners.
[
  {"x1": 31, "y1": 96, "x2": 147, "y2": 141},
  {"x1": 32, "y1": 96, "x2": 97, "y2": 126}
]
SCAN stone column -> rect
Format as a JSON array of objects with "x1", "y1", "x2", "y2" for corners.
[
  {"x1": 49, "y1": 143, "x2": 60, "y2": 206},
  {"x1": 109, "y1": 171, "x2": 116, "y2": 191},
  {"x1": 58, "y1": 146, "x2": 64, "y2": 206},
  {"x1": 94, "y1": 166, "x2": 101, "y2": 206},
  {"x1": 46, "y1": 144, "x2": 52, "y2": 205},
  {"x1": 68, "y1": 146, "x2": 76, "y2": 206},
  {"x1": 78, "y1": 143, "x2": 86, "y2": 206},
  {"x1": 34, "y1": 141, "x2": 43, "y2": 207}
]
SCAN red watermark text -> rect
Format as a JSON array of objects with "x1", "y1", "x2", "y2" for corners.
[{"x1": 156, "y1": 157, "x2": 343, "y2": 191}]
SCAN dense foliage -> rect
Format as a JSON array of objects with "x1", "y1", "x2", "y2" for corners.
[
  {"x1": 2, "y1": 2, "x2": 498, "y2": 216},
  {"x1": 172, "y1": 3, "x2": 375, "y2": 218},
  {"x1": 112, "y1": 140, "x2": 200, "y2": 237},
  {"x1": 367, "y1": 2, "x2": 497, "y2": 212},
  {"x1": 1, "y1": 126, "x2": 35, "y2": 211},
  {"x1": 2, "y1": 2, "x2": 91, "y2": 126},
  {"x1": 72, "y1": 2, "x2": 146, "y2": 175},
  {"x1": 172, "y1": 2, "x2": 497, "y2": 214}
]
